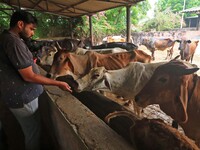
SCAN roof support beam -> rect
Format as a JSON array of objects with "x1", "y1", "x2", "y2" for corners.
[
  {"x1": 126, "y1": 5, "x2": 131, "y2": 42},
  {"x1": 89, "y1": 15, "x2": 93, "y2": 46},
  {"x1": 197, "y1": 14, "x2": 200, "y2": 30}
]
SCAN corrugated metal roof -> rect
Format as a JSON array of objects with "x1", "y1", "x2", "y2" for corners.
[
  {"x1": 180, "y1": 6, "x2": 200, "y2": 14},
  {"x1": 0, "y1": 0, "x2": 144, "y2": 18}
]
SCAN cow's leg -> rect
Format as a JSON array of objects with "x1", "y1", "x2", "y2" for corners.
[
  {"x1": 190, "y1": 54, "x2": 194, "y2": 63},
  {"x1": 169, "y1": 47, "x2": 173, "y2": 59},
  {"x1": 165, "y1": 50, "x2": 170, "y2": 60},
  {"x1": 151, "y1": 51, "x2": 155, "y2": 60}
]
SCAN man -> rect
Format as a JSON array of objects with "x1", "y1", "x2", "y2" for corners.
[{"x1": 0, "y1": 10, "x2": 72, "y2": 150}]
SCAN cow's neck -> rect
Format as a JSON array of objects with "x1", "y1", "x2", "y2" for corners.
[
  {"x1": 180, "y1": 75, "x2": 200, "y2": 146},
  {"x1": 187, "y1": 74, "x2": 198, "y2": 103},
  {"x1": 106, "y1": 62, "x2": 165, "y2": 98}
]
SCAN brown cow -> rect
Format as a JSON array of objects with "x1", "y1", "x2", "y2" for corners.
[
  {"x1": 135, "y1": 60, "x2": 200, "y2": 147},
  {"x1": 47, "y1": 49, "x2": 151, "y2": 80},
  {"x1": 176, "y1": 40, "x2": 199, "y2": 63},
  {"x1": 140, "y1": 37, "x2": 176, "y2": 60},
  {"x1": 105, "y1": 111, "x2": 200, "y2": 150}
]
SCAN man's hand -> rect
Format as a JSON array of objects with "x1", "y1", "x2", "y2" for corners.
[{"x1": 58, "y1": 81, "x2": 72, "y2": 93}]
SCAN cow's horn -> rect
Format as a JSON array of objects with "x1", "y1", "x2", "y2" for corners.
[{"x1": 56, "y1": 41, "x2": 62, "y2": 50}]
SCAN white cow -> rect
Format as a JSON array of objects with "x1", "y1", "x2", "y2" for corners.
[
  {"x1": 75, "y1": 62, "x2": 166, "y2": 99},
  {"x1": 74, "y1": 62, "x2": 167, "y2": 113}
]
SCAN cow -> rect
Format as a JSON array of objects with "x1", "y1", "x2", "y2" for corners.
[
  {"x1": 47, "y1": 49, "x2": 151, "y2": 80},
  {"x1": 37, "y1": 46, "x2": 128, "y2": 67},
  {"x1": 104, "y1": 111, "x2": 199, "y2": 150},
  {"x1": 102, "y1": 35, "x2": 126, "y2": 43},
  {"x1": 36, "y1": 45, "x2": 58, "y2": 66},
  {"x1": 176, "y1": 39, "x2": 199, "y2": 63},
  {"x1": 90, "y1": 42, "x2": 138, "y2": 51},
  {"x1": 134, "y1": 60, "x2": 200, "y2": 147},
  {"x1": 57, "y1": 38, "x2": 86, "y2": 51},
  {"x1": 74, "y1": 47, "x2": 127, "y2": 55},
  {"x1": 74, "y1": 62, "x2": 166, "y2": 113},
  {"x1": 140, "y1": 37, "x2": 176, "y2": 60},
  {"x1": 75, "y1": 62, "x2": 166, "y2": 98}
]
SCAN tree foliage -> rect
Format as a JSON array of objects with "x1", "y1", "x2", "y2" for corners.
[
  {"x1": 74, "y1": 1, "x2": 150, "y2": 43},
  {"x1": 140, "y1": 0, "x2": 200, "y2": 31},
  {"x1": 141, "y1": 8, "x2": 183, "y2": 31},
  {"x1": 157, "y1": 0, "x2": 200, "y2": 17},
  {"x1": 0, "y1": 4, "x2": 12, "y2": 32},
  {"x1": 1, "y1": 0, "x2": 199, "y2": 40}
]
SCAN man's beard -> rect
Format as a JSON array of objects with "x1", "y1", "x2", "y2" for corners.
[{"x1": 19, "y1": 31, "x2": 30, "y2": 41}]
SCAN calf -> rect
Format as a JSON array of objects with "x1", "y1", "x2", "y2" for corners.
[
  {"x1": 140, "y1": 37, "x2": 176, "y2": 60},
  {"x1": 176, "y1": 39, "x2": 199, "y2": 63},
  {"x1": 47, "y1": 49, "x2": 151, "y2": 80},
  {"x1": 135, "y1": 60, "x2": 200, "y2": 147}
]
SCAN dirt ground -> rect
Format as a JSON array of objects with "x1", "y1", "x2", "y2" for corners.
[{"x1": 138, "y1": 42, "x2": 200, "y2": 75}]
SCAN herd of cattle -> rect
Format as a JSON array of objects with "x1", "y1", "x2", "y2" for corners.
[{"x1": 29, "y1": 37, "x2": 200, "y2": 148}]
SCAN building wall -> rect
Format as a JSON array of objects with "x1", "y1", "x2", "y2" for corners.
[{"x1": 132, "y1": 30, "x2": 200, "y2": 45}]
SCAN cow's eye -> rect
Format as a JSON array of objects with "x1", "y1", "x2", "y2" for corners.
[
  {"x1": 92, "y1": 73, "x2": 99, "y2": 80},
  {"x1": 158, "y1": 77, "x2": 167, "y2": 83}
]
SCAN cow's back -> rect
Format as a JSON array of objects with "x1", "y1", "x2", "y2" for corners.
[{"x1": 88, "y1": 51, "x2": 137, "y2": 70}]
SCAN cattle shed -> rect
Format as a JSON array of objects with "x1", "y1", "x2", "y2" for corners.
[
  {"x1": 1, "y1": 1, "x2": 198, "y2": 149},
  {"x1": 0, "y1": 1, "x2": 144, "y2": 150},
  {"x1": 181, "y1": 6, "x2": 200, "y2": 30}
]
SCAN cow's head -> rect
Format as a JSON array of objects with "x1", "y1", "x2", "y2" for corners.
[
  {"x1": 139, "y1": 37, "x2": 149, "y2": 46},
  {"x1": 135, "y1": 60, "x2": 199, "y2": 123},
  {"x1": 176, "y1": 40, "x2": 192, "y2": 60},
  {"x1": 46, "y1": 48, "x2": 75, "y2": 79},
  {"x1": 75, "y1": 67, "x2": 111, "y2": 92},
  {"x1": 37, "y1": 45, "x2": 58, "y2": 66}
]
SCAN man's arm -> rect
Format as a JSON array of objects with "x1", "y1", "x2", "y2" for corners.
[{"x1": 18, "y1": 66, "x2": 72, "y2": 92}]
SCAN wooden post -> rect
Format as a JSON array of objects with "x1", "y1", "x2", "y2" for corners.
[
  {"x1": 69, "y1": 18, "x2": 73, "y2": 39},
  {"x1": 126, "y1": 5, "x2": 131, "y2": 43},
  {"x1": 89, "y1": 15, "x2": 93, "y2": 46},
  {"x1": 197, "y1": 14, "x2": 200, "y2": 30}
]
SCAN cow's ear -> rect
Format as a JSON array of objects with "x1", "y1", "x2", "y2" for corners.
[
  {"x1": 173, "y1": 76, "x2": 190, "y2": 123},
  {"x1": 176, "y1": 67, "x2": 199, "y2": 76},
  {"x1": 51, "y1": 45, "x2": 58, "y2": 52},
  {"x1": 172, "y1": 55, "x2": 180, "y2": 60}
]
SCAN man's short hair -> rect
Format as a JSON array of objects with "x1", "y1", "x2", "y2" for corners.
[{"x1": 10, "y1": 10, "x2": 38, "y2": 28}]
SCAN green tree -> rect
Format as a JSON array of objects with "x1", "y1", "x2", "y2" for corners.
[
  {"x1": 0, "y1": 4, "x2": 12, "y2": 32},
  {"x1": 141, "y1": 8, "x2": 183, "y2": 31},
  {"x1": 74, "y1": 1, "x2": 150, "y2": 43},
  {"x1": 0, "y1": 1, "x2": 150, "y2": 40},
  {"x1": 157, "y1": 0, "x2": 200, "y2": 17}
]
